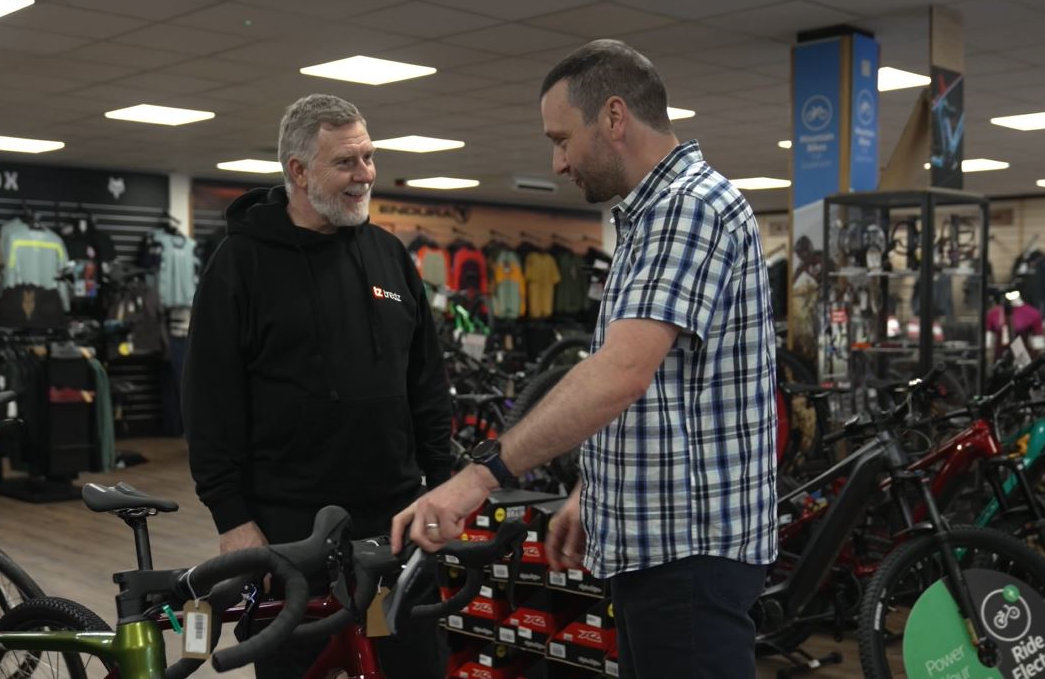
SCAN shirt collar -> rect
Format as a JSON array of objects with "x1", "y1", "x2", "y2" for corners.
[{"x1": 613, "y1": 140, "x2": 703, "y2": 227}]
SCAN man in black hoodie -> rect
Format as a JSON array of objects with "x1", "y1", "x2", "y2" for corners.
[{"x1": 183, "y1": 94, "x2": 451, "y2": 678}]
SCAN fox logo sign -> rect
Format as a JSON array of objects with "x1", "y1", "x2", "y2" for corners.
[{"x1": 371, "y1": 286, "x2": 402, "y2": 302}]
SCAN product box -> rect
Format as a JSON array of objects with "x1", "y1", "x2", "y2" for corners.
[
  {"x1": 468, "y1": 489, "x2": 562, "y2": 531},
  {"x1": 438, "y1": 562, "x2": 467, "y2": 601},
  {"x1": 495, "y1": 590, "x2": 579, "y2": 653},
  {"x1": 546, "y1": 602, "x2": 617, "y2": 673},
  {"x1": 439, "y1": 527, "x2": 495, "y2": 568},
  {"x1": 545, "y1": 565, "x2": 606, "y2": 598},
  {"x1": 444, "y1": 580, "x2": 517, "y2": 639},
  {"x1": 605, "y1": 644, "x2": 620, "y2": 678}
]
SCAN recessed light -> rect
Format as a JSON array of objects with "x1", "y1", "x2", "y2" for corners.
[
  {"x1": 1037, "y1": 179, "x2": 1045, "y2": 189},
  {"x1": 405, "y1": 177, "x2": 479, "y2": 190},
  {"x1": 667, "y1": 106, "x2": 695, "y2": 121},
  {"x1": 878, "y1": 67, "x2": 931, "y2": 92},
  {"x1": 0, "y1": 135, "x2": 64, "y2": 154},
  {"x1": 990, "y1": 112, "x2": 1045, "y2": 131},
  {"x1": 105, "y1": 104, "x2": 215, "y2": 126},
  {"x1": 731, "y1": 177, "x2": 791, "y2": 190},
  {"x1": 962, "y1": 158, "x2": 1009, "y2": 173},
  {"x1": 778, "y1": 140, "x2": 792, "y2": 149},
  {"x1": 0, "y1": 0, "x2": 34, "y2": 20},
  {"x1": 372, "y1": 136, "x2": 464, "y2": 153},
  {"x1": 217, "y1": 159, "x2": 282, "y2": 174},
  {"x1": 300, "y1": 55, "x2": 436, "y2": 85}
]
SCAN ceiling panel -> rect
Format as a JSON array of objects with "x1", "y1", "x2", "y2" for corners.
[
  {"x1": 169, "y1": 2, "x2": 334, "y2": 38},
  {"x1": 612, "y1": 22, "x2": 752, "y2": 54},
  {"x1": 19, "y1": 57, "x2": 139, "y2": 83},
  {"x1": 0, "y1": 25, "x2": 90, "y2": 54},
  {"x1": 524, "y1": 4, "x2": 675, "y2": 38},
  {"x1": 65, "y1": 0, "x2": 219, "y2": 21},
  {"x1": 444, "y1": 24, "x2": 579, "y2": 55},
  {"x1": 613, "y1": 0, "x2": 795, "y2": 21},
  {"x1": 110, "y1": 73, "x2": 227, "y2": 95},
  {"x1": 113, "y1": 24, "x2": 253, "y2": 56},
  {"x1": 373, "y1": 41, "x2": 501, "y2": 70},
  {"x1": 215, "y1": 27, "x2": 416, "y2": 67},
  {"x1": 60, "y1": 41, "x2": 191, "y2": 69},
  {"x1": 703, "y1": 1, "x2": 861, "y2": 38},
  {"x1": 237, "y1": 0, "x2": 402, "y2": 18},
  {"x1": 428, "y1": 0, "x2": 593, "y2": 22},
  {"x1": 455, "y1": 57, "x2": 555, "y2": 82},
  {"x1": 1, "y1": 4, "x2": 148, "y2": 40},
  {"x1": 0, "y1": 72, "x2": 83, "y2": 95},
  {"x1": 352, "y1": 2, "x2": 501, "y2": 38},
  {"x1": 159, "y1": 57, "x2": 269, "y2": 84}
]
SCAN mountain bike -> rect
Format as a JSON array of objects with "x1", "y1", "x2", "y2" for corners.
[{"x1": 0, "y1": 482, "x2": 527, "y2": 678}]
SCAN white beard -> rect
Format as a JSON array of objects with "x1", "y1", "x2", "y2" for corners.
[{"x1": 308, "y1": 183, "x2": 370, "y2": 226}]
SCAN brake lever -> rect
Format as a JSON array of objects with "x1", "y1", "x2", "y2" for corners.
[
  {"x1": 232, "y1": 583, "x2": 260, "y2": 643},
  {"x1": 505, "y1": 531, "x2": 526, "y2": 611}
]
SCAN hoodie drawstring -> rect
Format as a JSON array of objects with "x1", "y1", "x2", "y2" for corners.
[{"x1": 292, "y1": 233, "x2": 340, "y2": 402}]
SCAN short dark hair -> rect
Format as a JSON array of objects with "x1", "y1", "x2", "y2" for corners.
[{"x1": 540, "y1": 39, "x2": 672, "y2": 134}]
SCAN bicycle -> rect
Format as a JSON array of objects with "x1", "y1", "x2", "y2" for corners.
[
  {"x1": 754, "y1": 366, "x2": 1045, "y2": 678},
  {"x1": 0, "y1": 482, "x2": 528, "y2": 678}
]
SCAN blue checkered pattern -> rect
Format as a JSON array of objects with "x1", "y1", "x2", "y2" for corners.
[{"x1": 580, "y1": 140, "x2": 778, "y2": 578}]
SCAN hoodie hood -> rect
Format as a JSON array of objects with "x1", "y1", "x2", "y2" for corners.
[{"x1": 225, "y1": 185, "x2": 384, "y2": 368}]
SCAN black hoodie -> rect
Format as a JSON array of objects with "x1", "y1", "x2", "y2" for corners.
[{"x1": 183, "y1": 187, "x2": 452, "y2": 534}]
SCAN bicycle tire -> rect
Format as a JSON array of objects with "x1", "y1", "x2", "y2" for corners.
[
  {"x1": 535, "y1": 336, "x2": 591, "y2": 374},
  {"x1": 507, "y1": 366, "x2": 578, "y2": 492},
  {"x1": 857, "y1": 525, "x2": 1045, "y2": 678},
  {"x1": 0, "y1": 596, "x2": 115, "y2": 679},
  {"x1": 0, "y1": 549, "x2": 43, "y2": 615}
]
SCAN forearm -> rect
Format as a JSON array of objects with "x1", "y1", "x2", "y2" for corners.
[{"x1": 500, "y1": 350, "x2": 646, "y2": 477}]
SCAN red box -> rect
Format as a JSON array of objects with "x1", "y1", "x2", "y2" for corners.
[
  {"x1": 444, "y1": 580, "x2": 517, "y2": 639},
  {"x1": 489, "y1": 500, "x2": 565, "y2": 585},
  {"x1": 469, "y1": 489, "x2": 562, "y2": 531},
  {"x1": 438, "y1": 563, "x2": 467, "y2": 601},
  {"x1": 605, "y1": 642, "x2": 620, "y2": 677},
  {"x1": 496, "y1": 590, "x2": 579, "y2": 653},
  {"x1": 547, "y1": 620, "x2": 617, "y2": 673},
  {"x1": 545, "y1": 565, "x2": 606, "y2": 598}
]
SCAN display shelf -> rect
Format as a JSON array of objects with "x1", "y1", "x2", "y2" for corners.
[{"x1": 544, "y1": 652, "x2": 604, "y2": 674}]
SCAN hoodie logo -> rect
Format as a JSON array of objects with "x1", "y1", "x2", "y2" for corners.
[{"x1": 372, "y1": 286, "x2": 402, "y2": 302}]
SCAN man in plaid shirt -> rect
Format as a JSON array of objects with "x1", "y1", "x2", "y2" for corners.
[{"x1": 394, "y1": 39, "x2": 777, "y2": 678}]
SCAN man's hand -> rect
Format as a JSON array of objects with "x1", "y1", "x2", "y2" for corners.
[
  {"x1": 546, "y1": 486, "x2": 585, "y2": 572},
  {"x1": 219, "y1": 521, "x2": 268, "y2": 554},
  {"x1": 391, "y1": 464, "x2": 499, "y2": 553}
]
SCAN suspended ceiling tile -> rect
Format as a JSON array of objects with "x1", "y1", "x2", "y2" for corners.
[
  {"x1": 169, "y1": 2, "x2": 333, "y2": 39},
  {"x1": 427, "y1": 0, "x2": 593, "y2": 21},
  {"x1": 0, "y1": 26, "x2": 91, "y2": 54},
  {"x1": 613, "y1": 22, "x2": 751, "y2": 54},
  {"x1": 65, "y1": 0, "x2": 218, "y2": 21},
  {"x1": 238, "y1": 0, "x2": 402, "y2": 18},
  {"x1": 455, "y1": 56, "x2": 553, "y2": 82},
  {"x1": 524, "y1": 3, "x2": 675, "y2": 38},
  {"x1": 0, "y1": 72, "x2": 83, "y2": 94},
  {"x1": 216, "y1": 27, "x2": 416, "y2": 67},
  {"x1": 61, "y1": 41, "x2": 190, "y2": 69},
  {"x1": 374, "y1": 41, "x2": 501, "y2": 70},
  {"x1": 111, "y1": 72, "x2": 227, "y2": 96},
  {"x1": 114, "y1": 24, "x2": 252, "y2": 56},
  {"x1": 159, "y1": 57, "x2": 269, "y2": 84},
  {"x1": 688, "y1": 39, "x2": 792, "y2": 69},
  {"x1": 1002, "y1": 45, "x2": 1045, "y2": 67},
  {"x1": 613, "y1": 0, "x2": 788, "y2": 21},
  {"x1": 403, "y1": 72, "x2": 502, "y2": 94},
  {"x1": 444, "y1": 24, "x2": 580, "y2": 55},
  {"x1": 19, "y1": 57, "x2": 139, "y2": 83},
  {"x1": 459, "y1": 82, "x2": 541, "y2": 106},
  {"x1": 65, "y1": 83, "x2": 172, "y2": 107},
  {"x1": 702, "y1": 1, "x2": 861, "y2": 39},
  {"x1": 352, "y1": 2, "x2": 501, "y2": 38},
  {"x1": 1, "y1": 4, "x2": 148, "y2": 40}
]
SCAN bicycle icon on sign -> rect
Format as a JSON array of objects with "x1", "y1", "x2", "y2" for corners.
[
  {"x1": 994, "y1": 604, "x2": 1022, "y2": 630},
  {"x1": 801, "y1": 95, "x2": 833, "y2": 132}
]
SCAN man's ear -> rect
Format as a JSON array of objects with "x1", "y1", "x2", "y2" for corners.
[
  {"x1": 287, "y1": 158, "x2": 308, "y2": 189},
  {"x1": 604, "y1": 96, "x2": 627, "y2": 142}
]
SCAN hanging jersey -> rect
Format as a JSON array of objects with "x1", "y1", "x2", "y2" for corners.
[
  {"x1": 491, "y1": 250, "x2": 526, "y2": 319},
  {"x1": 1, "y1": 218, "x2": 70, "y2": 309},
  {"x1": 148, "y1": 229, "x2": 198, "y2": 308}
]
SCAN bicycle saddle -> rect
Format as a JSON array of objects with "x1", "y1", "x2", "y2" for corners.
[
  {"x1": 81, "y1": 481, "x2": 179, "y2": 513},
  {"x1": 0, "y1": 390, "x2": 16, "y2": 407}
]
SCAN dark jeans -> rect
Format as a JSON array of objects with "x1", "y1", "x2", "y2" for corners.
[
  {"x1": 610, "y1": 554, "x2": 766, "y2": 679},
  {"x1": 250, "y1": 501, "x2": 448, "y2": 679}
]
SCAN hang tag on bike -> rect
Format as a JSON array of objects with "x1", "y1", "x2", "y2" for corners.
[
  {"x1": 432, "y1": 292, "x2": 448, "y2": 312},
  {"x1": 461, "y1": 333, "x2": 487, "y2": 361},
  {"x1": 181, "y1": 600, "x2": 212, "y2": 659},
  {"x1": 366, "y1": 586, "x2": 392, "y2": 638},
  {"x1": 1011, "y1": 336, "x2": 1032, "y2": 370}
]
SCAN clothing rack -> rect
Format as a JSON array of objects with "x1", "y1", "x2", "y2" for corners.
[
  {"x1": 489, "y1": 229, "x2": 512, "y2": 241},
  {"x1": 451, "y1": 226, "x2": 470, "y2": 238}
]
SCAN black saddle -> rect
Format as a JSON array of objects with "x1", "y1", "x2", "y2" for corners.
[{"x1": 81, "y1": 482, "x2": 179, "y2": 514}]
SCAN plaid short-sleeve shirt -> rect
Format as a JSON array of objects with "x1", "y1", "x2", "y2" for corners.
[{"x1": 580, "y1": 140, "x2": 777, "y2": 578}]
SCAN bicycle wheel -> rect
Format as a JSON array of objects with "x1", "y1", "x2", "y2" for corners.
[
  {"x1": 0, "y1": 597, "x2": 115, "y2": 679},
  {"x1": 535, "y1": 336, "x2": 591, "y2": 374},
  {"x1": 0, "y1": 550, "x2": 43, "y2": 615},
  {"x1": 507, "y1": 367, "x2": 577, "y2": 493},
  {"x1": 858, "y1": 526, "x2": 1045, "y2": 678}
]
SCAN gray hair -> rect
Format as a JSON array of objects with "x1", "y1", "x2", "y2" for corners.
[
  {"x1": 278, "y1": 94, "x2": 366, "y2": 191},
  {"x1": 540, "y1": 39, "x2": 671, "y2": 134}
]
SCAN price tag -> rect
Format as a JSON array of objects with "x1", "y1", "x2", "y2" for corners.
[
  {"x1": 432, "y1": 292, "x2": 448, "y2": 311},
  {"x1": 444, "y1": 555, "x2": 460, "y2": 565},
  {"x1": 586, "y1": 614, "x2": 602, "y2": 627},
  {"x1": 461, "y1": 333, "x2": 487, "y2": 360},
  {"x1": 1012, "y1": 336, "x2": 1032, "y2": 370},
  {"x1": 479, "y1": 654, "x2": 493, "y2": 667},
  {"x1": 181, "y1": 600, "x2": 212, "y2": 659},
  {"x1": 365, "y1": 586, "x2": 391, "y2": 638},
  {"x1": 606, "y1": 660, "x2": 619, "y2": 677},
  {"x1": 480, "y1": 585, "x2": 493, "y2": 599},
  {"x1": 517, "y1": 626, "x2": 532, "y2": 639},
  {"x1": 476, "y1": 515, "x2": 491, "y2": 528},
  {"x1": 499, "y1": 627, "x2": 516, "y2": 643},
  {"x1": 447, "y1": 615, "x2": 463, "y2": 629},
  {"x1": 549, "y1": 571, "x2": 567, "y2": 587},
  {"x1": 549, "y1": 642, "x2": 566, "y2": 658},
  {"x1": 568, "y1": 568, "x2": 584, "y2": 581},
  {"x1": 492, "y1": 564, "x2": 509, "y2": 579}
]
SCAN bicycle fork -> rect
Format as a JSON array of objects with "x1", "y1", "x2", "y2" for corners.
[{"x1": 916, "y1": 474, "x2": 1002, "y2": 668}]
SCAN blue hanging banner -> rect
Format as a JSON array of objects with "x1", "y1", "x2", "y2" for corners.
[
  {"x1": 792, "y1": 38, "x2": 842, "y2": 209},
  {"x1": 849, "y1": 33, "x2": 880, "y2": 191}
]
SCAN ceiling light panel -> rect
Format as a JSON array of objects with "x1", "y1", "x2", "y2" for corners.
[
  {"x1": 990, "y1": 112, "x2": 1045, "y2": 131},
  {"x1": 0, "y1": 135, "x2": 64, "y2": 153},
  {"x1": 105, "y1": 104, "x2": 215, "y2": 126},
  {"x1": 962, "y1": 158, "x2": 1009, "y2": 172},
  {"x1": 667, "y1": 106, "x2": 695, "y2": 120},
  {"x1": 777, "y1": 140, "x2": 792, "y2": 149},
  {"x1": 731, "y1": 177, "x2": 791, "y2": 190},
  {"x1": 300, "y1": 56, "x2": 436, "y2": 85},
  {"x1": 405, "y1": 177, "x2": 479, "y2": 189},
  {"x1": 216, "y1": 159, "x2": 282, "y2": 173},
  {"x1": 878, "y1": 67, "x2": 931, "y2": 92},
  {"x1": 372, "y1": 136, "x2": 464, "y2": 153},
  {"x1": 0, "y1": 0, "x2": 33, "y2": 20}
]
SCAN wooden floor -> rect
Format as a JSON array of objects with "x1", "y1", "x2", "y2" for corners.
[{"x1": 0, "y1": 438, "x2": 862, "y2": 678}]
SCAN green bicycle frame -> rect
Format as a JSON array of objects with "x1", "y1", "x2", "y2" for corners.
[
  {"x1": 0, "y1": 620, "x2": 166, "y2": 678},
  {"x1": 974, "y1": 418, "x2": 1045, "y2": 526}
]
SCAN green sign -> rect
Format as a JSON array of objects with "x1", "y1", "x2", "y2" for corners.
[{"x1": 904, "y1": 569, "x2": 1045, "y2": 678}]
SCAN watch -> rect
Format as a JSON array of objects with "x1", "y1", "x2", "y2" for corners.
[{"x1": 468, "y1": 439, "x2": 515, "y2": 487}]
